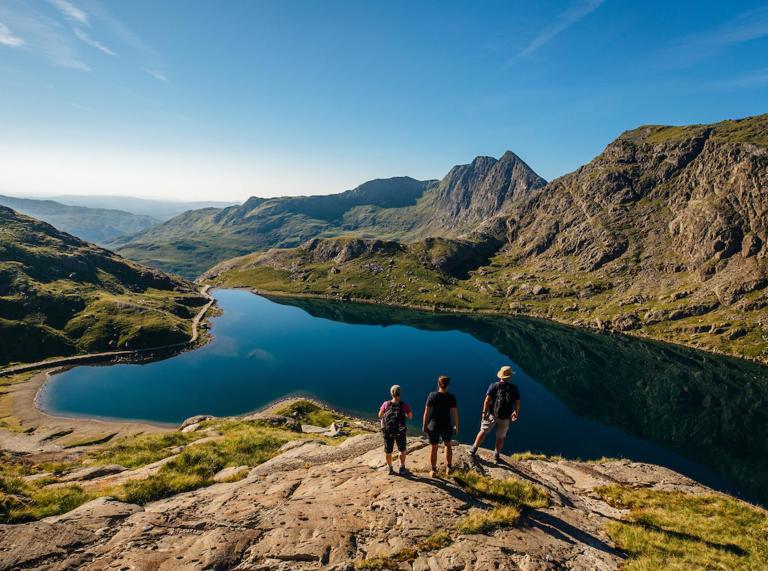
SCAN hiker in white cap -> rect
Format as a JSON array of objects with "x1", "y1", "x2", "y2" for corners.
[
  {"x1": 468, "y1": 365, "x2": 521, "y2": 463},
  {"x1": 378, "y1": 384, "x2": 413, "y2": 475}
]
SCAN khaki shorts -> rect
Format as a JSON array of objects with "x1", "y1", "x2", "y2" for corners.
[{"x1": 480, "y1": 415, "x2": 510, "y2": 438}]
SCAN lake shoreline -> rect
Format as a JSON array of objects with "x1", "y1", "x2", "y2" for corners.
[{"x1": 228, "y1": 285, "x2": 768, "y2": 367}]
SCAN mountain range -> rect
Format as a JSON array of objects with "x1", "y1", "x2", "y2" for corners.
[
  {"x1": 204, "y1": 114, "x2": 768, "y2": 363},
  {"x1": 0, "y1": 195, "x2": 159, "y2": 245},
  {"x1": 110, "y1": 152, "x2": 546, "y2": 278},
  {"x1": 0, "y1": 207, "x2": 207, "y2": 366}
]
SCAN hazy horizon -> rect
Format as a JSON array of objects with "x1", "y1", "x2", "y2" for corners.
[{"x1": 1, "y1": 0, "x2": 767, "y2": 201}]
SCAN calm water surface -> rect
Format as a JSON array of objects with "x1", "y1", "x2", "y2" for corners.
[{"x1": 42, "y1": 289, "x2": 768, "y2": 504}]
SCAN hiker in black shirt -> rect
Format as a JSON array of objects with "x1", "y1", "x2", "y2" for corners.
[
  {"x1": 469, "y1": 365, "x2": 521, "y2": 463},
  {"x1": 422, "y1": 375, "x2": 459, "y2": 477}
]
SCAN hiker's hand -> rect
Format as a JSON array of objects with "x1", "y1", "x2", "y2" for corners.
[{"x1": 511, "y1": 412, "x2": 519, "y2": 422}]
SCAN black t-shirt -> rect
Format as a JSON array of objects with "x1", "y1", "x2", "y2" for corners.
[{"x1": 425, "y1": 391, "x2": 457, "y2": 429}]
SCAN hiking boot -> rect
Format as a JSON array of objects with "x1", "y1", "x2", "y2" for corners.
[
  {"x1": 386, "y1": 464, "x2": 395, "y2": 475},
  {"x1": 445, "y1": 466, "x2": 453, "y2": 476},
  {"x1": 494, "y1": 452, "x2": 501, "y2": 464},
  {"x1": 468, "y1": 446, "x2": 477, "y2": 457},
  {"x1": 429, "y1": 466, "x2": 437, "y2": 478},
  {"x1": 398, "y1": 464, "x2": 408, "y2": 475}
]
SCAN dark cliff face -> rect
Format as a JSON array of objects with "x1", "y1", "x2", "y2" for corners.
[{"x1": 416, "y1": 151, "x2": 546, "y2": 238}]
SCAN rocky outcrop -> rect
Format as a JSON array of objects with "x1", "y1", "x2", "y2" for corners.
[
  {"x1": 415, "y1": 151, "x2": 546, "y2": 238},
  {"x1": 0, "y1": 431, "x2": 712, "y2": 571}
]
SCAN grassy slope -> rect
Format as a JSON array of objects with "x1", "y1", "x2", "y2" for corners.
[{"x1": 0, "y1": 207, "x2": 207, "y2": 366}]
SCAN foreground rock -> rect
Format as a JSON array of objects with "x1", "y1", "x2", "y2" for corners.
[{"x1": 0, "y1": 431, "x2": 711, "y2": 570}]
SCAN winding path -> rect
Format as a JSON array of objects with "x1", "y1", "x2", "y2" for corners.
[{"x1": 0, "y1": 285, "x2": 215, "y2": 378}]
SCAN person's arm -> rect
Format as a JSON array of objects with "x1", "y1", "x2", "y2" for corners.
[
  {"x1": 422, "y1": 405, "x2": 431, "y2": 432},
  {"x1": 511, "y1": 399, "x2": 521, "y2": 421},
  {"x1": 451, "y1": 406, "x2": 459, "y2": 433},
  {"x1": 405, "y1": 403, "x2": 414, "y2": 420},
  {"x1": 378, "y1": 402, "x2": 387, "y2": 419},
  {"x1": 481, "y1": 395, "x2": 493, "y2": 418}
]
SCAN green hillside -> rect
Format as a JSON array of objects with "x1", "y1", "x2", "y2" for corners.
[{"x1": 0, "y1": 207, "x2": 208, "y2": 366}]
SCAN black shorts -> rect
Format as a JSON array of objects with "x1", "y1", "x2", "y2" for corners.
[
  {"x1": 426, "y1": 426, "x2": 454, "y2": 445},
  {"x1": 383, "y1": 432, "x2": 407, "y2": 454}
]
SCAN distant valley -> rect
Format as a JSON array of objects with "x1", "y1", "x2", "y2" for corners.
[{"x1": 0, "y1": 195, "x2": 159, "y2": 245}]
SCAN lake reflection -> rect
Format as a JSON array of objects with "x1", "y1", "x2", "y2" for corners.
[{"x1": 42, "y1": 289, "x2": 768, "y2": 504}]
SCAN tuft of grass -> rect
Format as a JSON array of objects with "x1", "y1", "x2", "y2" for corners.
[
  {"x1": 275, "y1": 400, "x2": 342, "y2": 428},
  {"x1": 417, "y1": 529, "x2": 453, "y2": 551},
  {"x1": 455, "y1": 505, "x2": 522, "y2": 534},
  {"x1": 452, "y1": 470, "x2": 550, "y2": 508},
  {"x1": 595, "y1": 485, "x2": 768, "y2": 570},
  {"x1": 511, "y1": 451, "x2": 564, "y2": 462}
]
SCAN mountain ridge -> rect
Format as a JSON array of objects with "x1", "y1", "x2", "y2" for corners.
[
  {"x1": 112, "y1": 153, "x2": 545, "y2": 278},
  {"x1": 206, "y1": 114, "x2": 768, "y2": 362}
]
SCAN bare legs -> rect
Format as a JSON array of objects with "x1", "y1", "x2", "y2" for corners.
[
  {"x1": 470, "y1": 430, "x2": 505, "y2": 455},
  {"x1": 385, "y1": 450, "x2": 407, "y2": 467},
  {"x1": 429, "y1": 442, "x2": 453, "y2": 472}
]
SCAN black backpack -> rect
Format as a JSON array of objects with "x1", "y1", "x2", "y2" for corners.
[
  {"x1": 381, "y1": 401, "x2": 406, "y2": 436},
  {"x1": 492, "y1": 382, "x2": 516, "y2": 419}
]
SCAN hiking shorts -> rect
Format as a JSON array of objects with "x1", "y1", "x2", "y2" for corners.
[
  {"x1": 426, "y1": 425, "x2": 454, "y2": 445},
  {"x1": 383, "y1": 432, "x2": 407, "y2": 454},
  {"x1": 480, "y1": 415, "x2": 510, "y2": 438}
]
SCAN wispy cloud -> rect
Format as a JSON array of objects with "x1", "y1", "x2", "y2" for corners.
[
  {"x1": 48, "y1": 0, "x2": 88, "y2": 26},
  {"x1": 513, "y1": 0, "x2": 605, "y2": 61},
  {"x1": 706, "y1": 67, "x2": 768, "y2": 92},
  {"x1": 0, "y1": 0, "x2": 165, "y2": 75},
  {"x1": 74, "y1": 27, "x2": 115, "y2": 56},
  {"x1": 144, "y1": 68, "x2": 168, "y2": 82},
  {"x1": 0, "y1": 1, "x2": 88, "y2": 69},
  {"x1": 0, "y1": 21, "x2": 25, "y2": 47},
  {"x1": 662, "y1": 6, "x2": 768, "y2": 69}
]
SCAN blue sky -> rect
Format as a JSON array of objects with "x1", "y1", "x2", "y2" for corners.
[{"x1": 0, "y1": 0, "x2": 767, "y2": 201}]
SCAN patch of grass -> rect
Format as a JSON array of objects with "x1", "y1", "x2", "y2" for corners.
[
  {"x1": 275, "y1": 400, "x2": 342, "y2": 428},
  {"x1": 417, "y1": 529, "x2": 453, "y2": 551},
  {"x1": 511, "y1": 451, "x2": 564, "y2": 462},
  {"x1": 452, "y1": 470, "x2": 550, "y2": 508},
  {"x1": 92, "y1": 431, "x2": 199, "y2": 468},
  {"x1": 595, "y1": 485, "x2": 768, "y2": 570},
  {"x1": 455, "y1": 505, "x2": 522, "y2": 534},
  {"x1": 114, "y1": 423, "x2": 302, "y2": 505},
  {"x1": 450, "y1": 471, "x2": 549, "y2": 536},
  {"x1": 0, "y1": 468, "x2": 93, "y2": 523}
]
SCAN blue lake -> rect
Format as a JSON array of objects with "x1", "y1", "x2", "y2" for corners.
[{"x1": 41, "y1": 289, "x2": 768, "y2": 504}]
